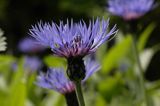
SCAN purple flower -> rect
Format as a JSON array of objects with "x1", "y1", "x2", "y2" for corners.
[
  {"x1": 18, "y1": 37, "x2": 46, "y2": 53},
  {"x1": 83, "y1": 57, "x2": 100, "y2": 81},
  {"x1": 29, "y1": 18, "x2": 117, "y2": 58},
  {"x1": 37, "y1": 68, "x2": 75, "y2": 94},
  {"x1": 36, "y1": 59, "x2": 100, "y2": 94},
  {"x1": 11, "y1": 62, "x2": 18, "y2": 71},
  {"x1": 107, "y1": 0, "x2": 154, "y2": 20},
  {"x1": 24, "y1": 56, "x2": 42, "y2": 72},
  {"x1": 12, "y1": 56, "x2": 42, "y2": 72}
]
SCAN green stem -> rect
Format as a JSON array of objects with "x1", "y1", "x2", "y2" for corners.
[
  {"x1": 74, "y1": 81, "x2": 85, "y2": 106},
  {"x1": 130, "y1": 35, "x2": 150, "y2": 106}
]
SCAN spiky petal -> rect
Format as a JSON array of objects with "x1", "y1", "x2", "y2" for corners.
[{"x1": 30, "y1": 18, "x2": 117, "y2": 58}]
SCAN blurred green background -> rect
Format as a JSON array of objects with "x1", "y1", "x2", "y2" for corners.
[{"x1": 0, "y1": 0, "x2": 160, "y2": 106}]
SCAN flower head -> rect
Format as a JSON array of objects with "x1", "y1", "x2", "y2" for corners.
[
  {"x1": 30, "y1": 18, "x2": 117, "y2": 58},
  {"x1": 18, "y1": 37, "x2": 46, "y2": 53},
  {"x1": 107, "y1": 0, "x2": 154, "y2": 20},
  {"x1": 36, "y1": 59, "x2": 100, "y2": 94}
]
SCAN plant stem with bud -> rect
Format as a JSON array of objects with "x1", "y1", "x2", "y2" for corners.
[{"x1": 67, "y1": 57, "x2": 86, "y2": 106}]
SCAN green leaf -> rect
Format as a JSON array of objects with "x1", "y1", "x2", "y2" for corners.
[
  {"x1": 8, "y1": 58, "x2": 27, "y2": 106},
  {"x1": 95, "y1": 94, "x2": 107, "y2": 106},
  {"x1": 148, "y1": 89, "x2": 160, "y2": 106},
  {"x1": 0, "y1": 90, "x2": 8, "y2": 106},
  {"x1": 140, "y1": 48, "x2": 155, "y2": 71},
  {"x1": 0, "y1": 76, "x2": 8, "y2": 92},
  {"x1": 98, "y1": 73, "x2": 124, "y2": 101},
  {"x1": 27, "y1": 73, "x2": 36, "y2": 92},
  {"x1": 9, "y1": 80, "x2": 27, "y2": 106},
  {"x1": 40, "y1": 92, "x2": 65, "y2": 106},
  {"x1": 102, "y1": 35, "x2": 132, "y2": 74},
  {"x1": 0, "y1": 76, "x2": 8, "y2": 106},
  {"x1": 0, "y1": 55, "x2": 16, "y2": 78},
  {"x1": 0, "y1": 55, "x2": 15, "y2": 64},
  {"x1": 0, "y1": 55, "x2": 15, "y2": 71},
  {"x1": 44, "y1": 55, "x2": 66, "y2": 68},
  {"x1": 138, "y1": 23, "x2": 156, "y2": 51}
]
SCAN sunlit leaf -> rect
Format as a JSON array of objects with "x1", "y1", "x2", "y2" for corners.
[
  {"x1": 138, "y1": 23, "x2": 156, "y2": 51},
  {"x1": 95, "y1": 94, "x2": 107, "y2": 106},
  {"x1": 140, "y1": 48, "x2": 155, "y2": 71},
  {"x1": 0, "y1": 55, "x2": 15, "y2": 71},
  {"x1": 8, "y1": 58, "x2": 27, "y2": 106},
  {"x1": 0, "y1": 76, "x2": 7, "y2": 91},
  {"x1": 44, "y1": 55, "x2": 66, "y2": 68},
  {"x1": 98, "y1": 73, "x2": 124, "y2": 101},
  {"x1": 40, "y1": 91, "x2": 65, "y2": 106},
  {"x1": 102, "y1": 35, "x2": 132, "y2": 74}
]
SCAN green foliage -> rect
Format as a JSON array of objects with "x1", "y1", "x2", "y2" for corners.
[
  {"x1": 102, "y1": 35, "x2": 132, "y2": 74},
  {"x1": 140, "y1": 48, "x2": 155, "y2": 71},
  {"x1": 44, "y1": 55, "x2": 66, "y2": 68},
  {"x1": 138, "y1": 23, "x2": 156, "y2": 51},
  {"x1": 98, "y1": 73, "x2": 124, "y2": 101},
  {"x1": 0, "y1": 57, "x2": 67, "y2": 106},
  {"x1": 8, "y1": 58, "x2": 26, "y2": 106},
  {"x1": 95, "y1": 94, "x2": 107, "y2": 106},
  {"x1": 0, "y1": 28, "x2": 158, "y2": 106},
  {"x1": 0, "y1": 30, "x2": 159, "y2": 106},
  {"x1": 0, "y1": 55, "x2": 15, "y2": 70}
]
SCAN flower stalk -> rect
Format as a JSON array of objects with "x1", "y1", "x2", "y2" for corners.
[
  {"x1": 130, "y1": 35, "x2": 150, "y2": 106},
  {"x1": 65, "y1": 91, "x2": 79, "y2": 106},
  {"x1": 74, "y1": 80, "x2": 85, "y2": 106},
  {"x1": 67, "y1": 57, "x2": 86, "y2": 106}
]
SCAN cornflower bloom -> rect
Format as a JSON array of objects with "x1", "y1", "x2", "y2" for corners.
[
  {"x1": 36, "y1": 58, "x2": 100, "y2": 94},
  {"x1": 30, "y1": 18, "x2": 117, "y2": 81},
  {"x1": 29, "y1": 18, "x2": 117, "y2": 58},
  {"x1": 107, "y1": 0, "x2": 154, "y2": 20},
  {"x1": 18, "y1": 37, "x2": 46, "y2": 53}
]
